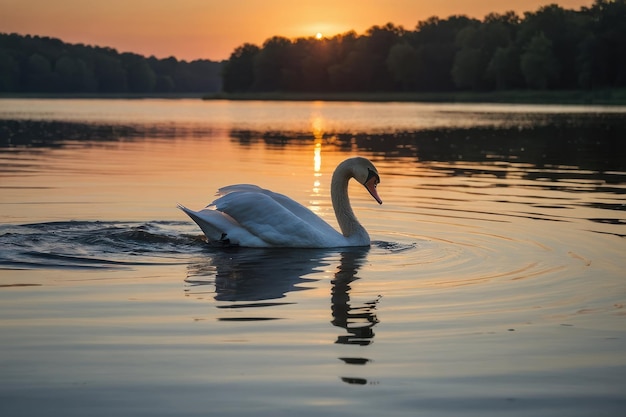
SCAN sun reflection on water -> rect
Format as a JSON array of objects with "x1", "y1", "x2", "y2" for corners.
[
  {"x1": 311, "y1": 115, "x2": 325, "y2": 214},
  {"x1": 314, "y1": 142, "x2": 322, "y2": 174}
]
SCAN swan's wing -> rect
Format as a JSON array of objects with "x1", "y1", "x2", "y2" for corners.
[
  {"x1": 216, "y1": 184, "x2": 265, "y2": 197},
  {"x1": 178, "y1": 204, "x2": 268, "y2": 247},
  {"x1": 214, "y1": 185, "x2": 332, "y2": 230},
  {"x1": 182, "y1": 184, "x2": 346, "y2": 247},
  {"x1": 212, "y1": 190, "x2": 343, "y2": 247}
]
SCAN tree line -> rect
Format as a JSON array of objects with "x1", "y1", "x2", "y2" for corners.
[
  {"x1": 1, "y1": 0, "x2": 624, "y2": 95},
  {"x1": 223, "y1": 0, "x2": 626, "y2": 93},
  {"x1": 0, "y1": 33, "x2": 222, "y2": 94}
]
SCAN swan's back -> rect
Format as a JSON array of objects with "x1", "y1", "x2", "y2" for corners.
[{"x1": 180, "y1": 185, "x2": 349, "y2": 248}]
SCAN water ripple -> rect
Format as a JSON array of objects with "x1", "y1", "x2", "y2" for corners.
[{"x1": 0, "y1": 221, "x2": 203, "y2": 270}]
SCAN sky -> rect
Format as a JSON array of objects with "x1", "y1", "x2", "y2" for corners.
[{"x1": 1, "y1": 0, "x2": 595, "y2": 62}]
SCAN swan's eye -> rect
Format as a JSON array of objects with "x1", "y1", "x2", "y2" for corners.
[{"x1": 365, "y1": 168, "x2": 379, "y2": 185}]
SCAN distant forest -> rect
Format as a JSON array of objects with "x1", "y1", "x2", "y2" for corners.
[
  {"x1": 1, "y1": 0, "x2": 625, "y2": 95},
  {"x1": 223, "y1": 0, "x2": 626, "y2": 93},
  {"x1": 0, "y1": 33, "x2": 222, "y2": 94}
]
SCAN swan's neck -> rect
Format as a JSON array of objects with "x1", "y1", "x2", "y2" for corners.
[{"x1": 331, "y1": 163, "x2": 369, "y2": 243}]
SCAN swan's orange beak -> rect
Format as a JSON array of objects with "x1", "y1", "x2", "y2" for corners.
[{"x1": 365, "y1": 177, "x2": 382, "y2": 204}]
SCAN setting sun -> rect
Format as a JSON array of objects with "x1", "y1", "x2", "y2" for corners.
[{"x1": 315, "y1": 32, "x2": 323, "y2": 40}]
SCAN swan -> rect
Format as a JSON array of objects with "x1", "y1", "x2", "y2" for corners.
[{"x1": 178, "y1": 156, "x2": 382, "y2": 248}]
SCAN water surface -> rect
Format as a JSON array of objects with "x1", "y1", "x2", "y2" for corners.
[{"x1": 1, "y1": 99, "x2": 625, "y2": 416}]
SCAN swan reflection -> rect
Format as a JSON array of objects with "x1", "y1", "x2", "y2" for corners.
[
  {"x1": 331, "y1": 250, "x2": 380, "y2": 346},
  {"x1": 185, "y1": 247, "x2": 379, "y2": 346},
  {"x1": 185, "y1": 247, "x2": 379, "y2": 384},
  {"x1": 186, "y1": 248, "x2": 326, "y2": 302}
]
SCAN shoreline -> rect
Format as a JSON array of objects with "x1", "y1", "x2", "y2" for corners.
[
  {"x1": 203, "y1": 89, "x2": 626, "y2": 105},
  {"x1": 1, "y1": 89, "x2": 625, "y2": 105},
  {"x1": 0, "y1": 93, "x2": 206, "y2": 100}
]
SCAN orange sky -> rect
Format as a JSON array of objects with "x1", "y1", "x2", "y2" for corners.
[{"x1": 1, "y1": 0, "x2": 594, "y2": 61}]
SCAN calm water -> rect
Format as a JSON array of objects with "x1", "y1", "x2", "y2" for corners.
[{"x1": 1, "y1": 99, "x2": 625, "y2": 416}]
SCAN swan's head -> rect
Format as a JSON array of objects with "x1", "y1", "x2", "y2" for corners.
[{"x1": 350, "y1": 157, "x2": 382, "y2": 205}]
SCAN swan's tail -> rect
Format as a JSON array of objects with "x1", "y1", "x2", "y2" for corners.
[{"x1": 177, "y1": 204, "x2": 230, "y2": 243}]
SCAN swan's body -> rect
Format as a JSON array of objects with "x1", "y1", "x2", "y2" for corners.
[{"x1": 178, "y1": 157, "x2": 382, "y2": 248}]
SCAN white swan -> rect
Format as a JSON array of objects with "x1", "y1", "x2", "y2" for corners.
[{"x1": 178, "y1": 157, "x2": 382, "y2": 248}]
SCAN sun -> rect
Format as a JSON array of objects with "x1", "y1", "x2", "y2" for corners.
[{"x1": 315, "y1": 32, "x2": 323, "y2": 40}]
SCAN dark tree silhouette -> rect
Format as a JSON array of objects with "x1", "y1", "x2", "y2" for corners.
[
  {"x1": 2, "y1": 0, "x2": 624, "y2": 95},
  {"x1": 0, "y1": 33, "x2": 222, "y2": 94},
  {"x1": 220, "y1": 0, "x2": 625, "y2": 93},
  {"x1": 222, "y1": 44, "x2": 261, "y2": 92}
]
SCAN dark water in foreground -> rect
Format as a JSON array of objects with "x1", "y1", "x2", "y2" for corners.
[{"x1": 0, "y1": 99, "x2": 625, "y2": 416}]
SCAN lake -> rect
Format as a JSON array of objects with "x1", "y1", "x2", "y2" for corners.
[{"x1": 1, "y1": 98, "x2": 625, "y2": 416}]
